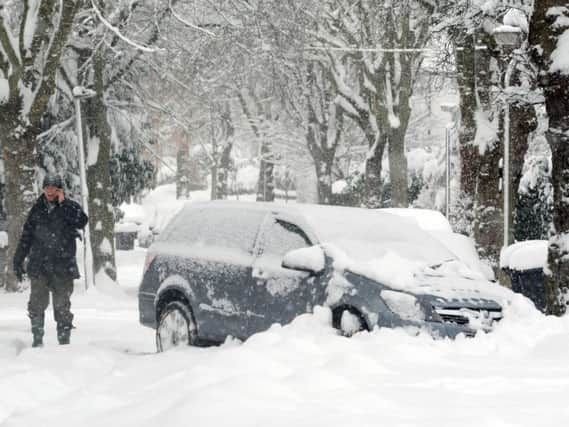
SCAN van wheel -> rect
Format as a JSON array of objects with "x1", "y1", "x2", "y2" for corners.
[
  {"x1": 333, "y1": 307, "x2": 366, "y2": 337},
  {"x1": 156, "y1": 301, "x2": 196, "y2": 352}
]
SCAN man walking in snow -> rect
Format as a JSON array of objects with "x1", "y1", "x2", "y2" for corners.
[{"x1": 13, "y1": 174, "x2": 88, "y2": 347}]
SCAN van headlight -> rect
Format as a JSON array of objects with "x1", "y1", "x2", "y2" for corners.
[{"x1": 381, "y1": 290, "x2": 426, "y2": 321}]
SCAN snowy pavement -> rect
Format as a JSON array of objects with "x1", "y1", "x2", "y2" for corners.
[{"x1": 2, "y1": 244, "x2": 569, "y2": 426}]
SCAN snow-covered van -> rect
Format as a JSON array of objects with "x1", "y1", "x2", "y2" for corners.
[{"x1": 138, "y1": 201, "x2": 510, "y2": 351}]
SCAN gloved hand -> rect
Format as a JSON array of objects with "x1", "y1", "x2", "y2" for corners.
[{"x1": 14, "y1": 264, "x2": 25, "y2": 282}]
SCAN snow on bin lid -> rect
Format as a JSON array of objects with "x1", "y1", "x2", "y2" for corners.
[
  {"x1": 114, "y1": 222, "x2": 140, "y2": 233},
  {"x1": 120, "y1": 202, "x2": 146, "y2": 224},
  {"x1": 500, "y1": 240, "x2": 548, "y2": 271}
]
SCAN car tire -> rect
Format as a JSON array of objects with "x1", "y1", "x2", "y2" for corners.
[
  {"x1": 156, "y1": 300, "x2": 196, "y2": 352},
  {"x1": 333, "y1": 307, "x2": 366, "y2": 337}
]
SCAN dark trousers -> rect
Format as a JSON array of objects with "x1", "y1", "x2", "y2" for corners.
[{"x1": 28, "y1": 273, "x2": 74, "y2": 335}]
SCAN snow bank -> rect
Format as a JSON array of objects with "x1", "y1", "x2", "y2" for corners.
[
  {"x1": 2, "y1": 290, "x2": 568, "y2": 427},
  {"x1": 500, "y1": 240, "x2": 548, "y2": 271}
]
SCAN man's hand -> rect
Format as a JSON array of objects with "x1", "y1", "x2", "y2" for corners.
[
  {"x1": 14, "y1": 264, "x2": 25, "y2": 282},
  {"x1": 56, "y1": 188, "x2": 65, "y2": 203}
]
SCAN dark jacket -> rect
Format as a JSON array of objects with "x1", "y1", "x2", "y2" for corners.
[{"x1": 14, "y1": 195, "x2": 88, "y2": 279}]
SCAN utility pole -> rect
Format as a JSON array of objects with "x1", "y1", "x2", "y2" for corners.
[{"x1": 73, "y1": 86, "x2": 96, "y2": 290}]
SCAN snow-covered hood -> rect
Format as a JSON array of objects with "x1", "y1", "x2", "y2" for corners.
[
  {"x1": 325, "y1": 243, "x2": 510, "y2": 307},
  {"x1": 413, "y1": 274, "x2": 506, "y2": 310},
  {"x1": 410, "y1": 261, "x2": 511, "y2": 304}
]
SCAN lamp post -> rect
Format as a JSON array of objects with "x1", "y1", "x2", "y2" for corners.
[
  {"x1": 73, "y1": 86, "x2": 96, "y2": 290},
  {"x1": 493, "y1": 25, "x2": 523, "y2": 249},
  {"x1": 441, "y1": 103, "x2": 459, "y2": 218}
]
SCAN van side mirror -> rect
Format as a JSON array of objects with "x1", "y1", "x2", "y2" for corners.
[{"x1": 282, "y1": 246, "x2": 325, "y2": 275}]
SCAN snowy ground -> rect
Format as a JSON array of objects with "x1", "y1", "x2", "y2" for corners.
[{"x1": 2, "y1": 188, "x2": 569, "y2": 426}]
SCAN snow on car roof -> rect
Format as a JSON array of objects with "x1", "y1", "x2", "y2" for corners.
[
  {"x1": 180, "y1": 201, "x2": 456, "y2": 265},
  {"x1": 378, "y1": 208, "x2": 453, "y2": 233}
]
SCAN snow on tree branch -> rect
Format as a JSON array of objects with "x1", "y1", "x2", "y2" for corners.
[
  {"x1": 168, "y1": 0, "x2": 216, "y2": 37},
  {"x1": 21, "y1": 0, "x2": 40, "y2": 57},
  {"x1": 90, "y1": 0, "x2": 161, "y2": 53},
  {"x1": 0, "y1": 6, "x2": 21, "y2": 71}
]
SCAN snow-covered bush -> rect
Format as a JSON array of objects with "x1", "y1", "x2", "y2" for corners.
[{"x1": 514, "y1": 156, "x2": 553, "y2": 241}]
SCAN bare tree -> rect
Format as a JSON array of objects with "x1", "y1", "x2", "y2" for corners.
[{"x1": 312, "y1": 0, "x2": 437, "y2": 207}]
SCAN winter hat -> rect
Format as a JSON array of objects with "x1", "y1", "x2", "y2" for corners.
[{"x1": 42, "y1": 174, "x2": 64, "y2": 189}]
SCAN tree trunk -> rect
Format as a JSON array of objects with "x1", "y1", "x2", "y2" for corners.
[
  {"x1": 306, "y1": 120, "x2": 336, "y2": 205},
  {"x1": 311, "y1": 144, "x2": 335, "y2": 205},
  {"x1": 216, "y1": 104, "x2": 235, "y2": 200},
  {"x1": 455, "y1": 31, "x2": 503, "y2": 265},
  {"x1": 1, "y1": 120, "x2": 38, "y2": 291},
  {"x1": 176, "y1": 137, "x2": 191, "y2": 200},
  {"x1": 364, "y1": 135, "x2": 387, "y2": 208},
  {"x1": 455, "y1": 33, "x2": 479, "y2": 213},
  {"x1": 473, "y1": 136, "x2": 503, "y2": 264},
  {"x1": 510, "y1": 102, "x2": 537, "y2": 241},
  {"x1": 544, "y1": 130, "x2": 569, "y2": 314},
  {"x1": 529, "y1": 0, "x2": 569, "y2": 315},
  {"x1": 84, "y1": 52, "x2": 117, "y2": 285},
  {"x1": 216, "y1": 142, "x2": 233, "y2": 200},
  {"x1": 256, "y1": 141, "x2": 275, "y2": 202},
  {"x1": 475, "y1": 39, "x2": 503, "y2": 266},
  {"x1": 388, "y1": 128, "x2": 409, "y2": 207},
  {"x1": 314, "y1": 154, "x2": 334, "y2": 205},
  {"x1": 210, "y1": 166, "x2": 218, "y2": 200}
]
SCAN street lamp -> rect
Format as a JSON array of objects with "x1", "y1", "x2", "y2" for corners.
[
  {"x1": 73, "y1": 86, "x2": 96, "y2": 290},
  {"x1": 441, "y1": 103, "x2": 459, "y2": 218},
  {"x1": 493, "y1": 25, "x2": 523, "y2": 249}
]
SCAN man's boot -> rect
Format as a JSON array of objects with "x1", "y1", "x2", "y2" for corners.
[
  {"x1": 57, "y1": 325, "x2": 71, "y2": 345},
  {"x1": 32, "y1": 332, "x2": 43, "y2": 348},
  {"x1": 30, "y1": 316, "x2": 44, "y2": 348}
]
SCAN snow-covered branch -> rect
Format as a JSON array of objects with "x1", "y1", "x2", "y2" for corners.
[
  {"x1": 327, "y1": 52, "x2": 369, "y2": 121},
  {"x1": 168, "y1": 0, "x2": 216, "y2": 37},
  {"x1": 0, "y1": 6, "x2": 21, "y2": 70},
  {"x1": 26, "y1": 0, "x2": 80, "y2": 120},
  {"x1": 91, "y1": 0, "x2": 161, "y2": 53},
  {"x1": 20, "y1": 0, "x2": 40, "y2": 59}
]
